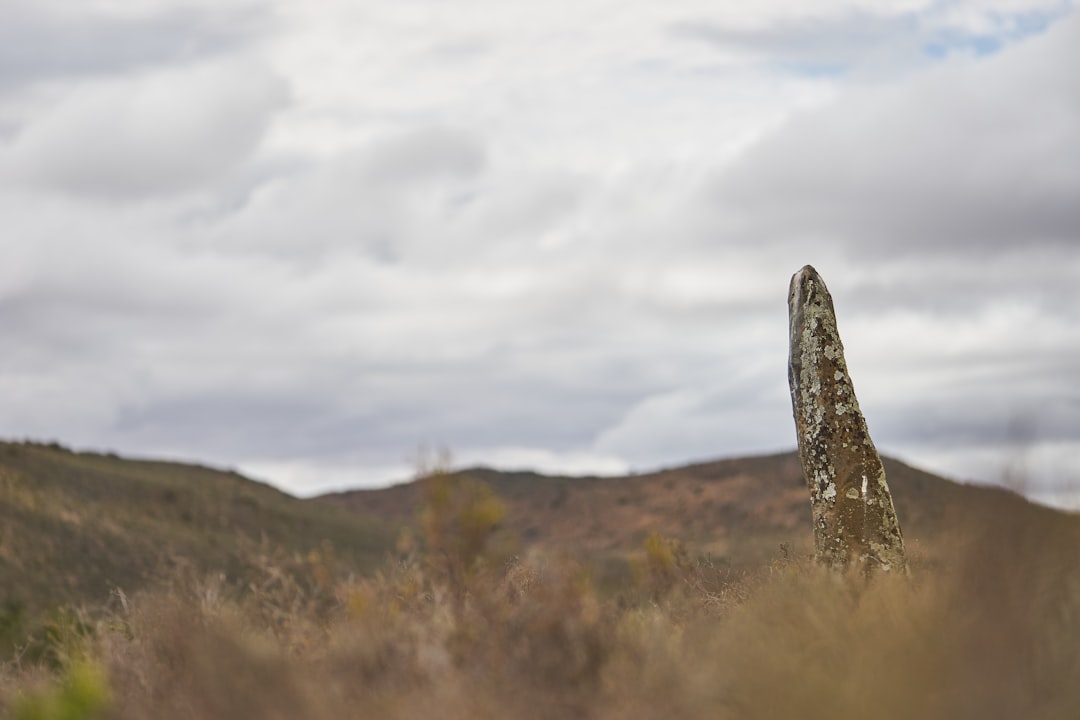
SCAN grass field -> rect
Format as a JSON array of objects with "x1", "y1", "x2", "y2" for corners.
[{"x1": 2, "y1": 468, "x2": 1078, "y2": 720}]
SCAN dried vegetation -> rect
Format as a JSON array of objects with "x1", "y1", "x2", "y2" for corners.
[{"x1": 2, "y1": 472, "x2": 1079, "y2": 720}]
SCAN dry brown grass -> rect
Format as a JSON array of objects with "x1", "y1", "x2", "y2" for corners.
[{"x1": 2, "y1": 484, "x2": 1079, "y2": 720}]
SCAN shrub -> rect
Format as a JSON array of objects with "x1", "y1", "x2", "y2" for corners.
[{"x1": 1, "y1": 482, "x2": 1078, "y2": 719}]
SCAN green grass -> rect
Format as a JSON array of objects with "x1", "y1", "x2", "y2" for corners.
[{"x1": 0, "y1": 441, "x2": 398, "y2": 620}]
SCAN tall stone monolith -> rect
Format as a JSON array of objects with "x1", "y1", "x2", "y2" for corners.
[{"x1": 787, "y1": 265, "x2": 906, "y2": 574}]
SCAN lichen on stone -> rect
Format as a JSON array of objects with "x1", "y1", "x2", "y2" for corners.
[{"x1": 787, "y1": 265, "x2": 907, "y2": 575}]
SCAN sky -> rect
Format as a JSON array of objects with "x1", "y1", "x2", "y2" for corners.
[{"x1": 1, "y1": 0, "x2": 1078, "y2": 508}]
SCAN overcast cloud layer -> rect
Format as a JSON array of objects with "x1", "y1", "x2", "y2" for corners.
[{"x1": 1, "y1": 0, "x2": 1078, "y2": 508}]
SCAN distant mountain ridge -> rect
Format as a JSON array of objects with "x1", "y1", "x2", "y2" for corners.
[{"x1": 319, "y1": 450, "x2": 1078, "y2": 569}]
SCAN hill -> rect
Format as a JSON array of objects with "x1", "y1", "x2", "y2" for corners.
[
  {"x1": 319, "y1": 450, "x2": 1079, "y2": 570},
  {"x1": 4, "y1": 439, "x2": 1075, "y2": 613},
  {"x1": 4, "y1": 443, "x2": 1080, "y2": 718},
  {"x1": 0, "y1": 440, "x2": 398, "y2": 616}
]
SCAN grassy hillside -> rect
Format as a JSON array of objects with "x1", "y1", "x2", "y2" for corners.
[
  {"x1": 320, "y1": 450, "x2": 1076, "y2": 570},
  {"x1": 0, "y1": 440, "x2": 398, "y2": 615},
  {"x1": 2, "y1": 443, "x2": 1079, "y2": 718},
  {"x1": 3, "y1": 458, "x2": 1079, "y2": 720}
]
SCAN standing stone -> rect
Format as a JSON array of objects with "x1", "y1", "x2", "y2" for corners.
[{"x1": 787, "y1": 265, "x2": 906, "y2": 574}]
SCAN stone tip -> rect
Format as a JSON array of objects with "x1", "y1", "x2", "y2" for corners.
[{"x1": 788, "y1": 265, "x2": 828, "y2": 314}]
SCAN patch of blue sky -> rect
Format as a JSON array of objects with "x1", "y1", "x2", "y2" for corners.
[
  {"x1": 923, "y1": 34, "x2": 1001, "y2": 58},
  {"x1": 922, "y1": 5, "x2": 1073, "y2": 60}
]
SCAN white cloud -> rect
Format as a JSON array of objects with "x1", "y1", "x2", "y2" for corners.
[
  {"x1": 0, "y1": 0, "x2": 1076, "y2": 506},
  {"x1": 0, "y1": 1, "x2": 267, "y2": 91},
  {"x1": 705, "y1": 11, "x2": 1080, "y2": 254},
  {"x1": 594, "y1": 381, "x2": 793, "y2": 466},
  {"x1": 3, "y1": 58, "x2": 289, "y2": 198}
]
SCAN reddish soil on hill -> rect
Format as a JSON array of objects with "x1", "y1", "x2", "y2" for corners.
[{"x1": 318, "y1": 451, "x2": 1067, "y2": 568}]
